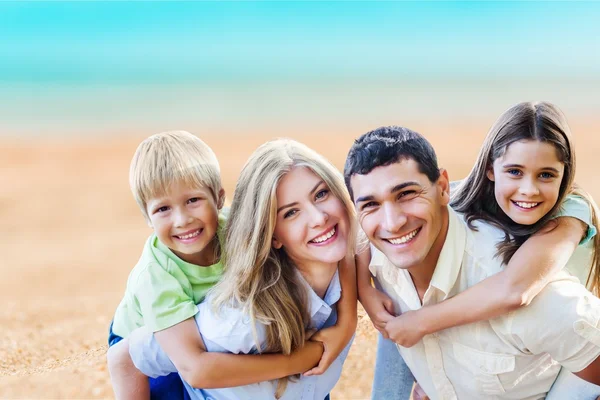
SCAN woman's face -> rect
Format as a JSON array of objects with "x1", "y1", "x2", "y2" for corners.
[
  {"x1": 487, "y1": 139, "x2": 564, "y2": 225},
  {"x1": 272, "y1": 166, "x2": 350, "y2": 268}
]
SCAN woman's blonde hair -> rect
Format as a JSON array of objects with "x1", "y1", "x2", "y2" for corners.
[
  {"x1": 129, "y1": 130, "x2": 223, "y2": 222},
  {"x1": 452, "y1": 101, "x2": 600, "y2": 295},
  {"x1": 210, "y1": 138, "x2": 357, "y2": 397}
]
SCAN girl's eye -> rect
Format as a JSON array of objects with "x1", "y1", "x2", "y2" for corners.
[
  {"x1": 315, "y1": 189, "x2": 329, "y2": 200},
  {"x1": 507, "y1": 169, "x2": 522, "y2": 176},
  {"x1": 284, "y1": 209, "x2": 298, "y2": 219},
  {"x1": 539, "y1": 172, "x2": 555, "y2": 179}
]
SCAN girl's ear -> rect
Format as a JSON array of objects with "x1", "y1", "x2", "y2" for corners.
[
  {"x1": 486, "y1": 168, "x2": 495, "y2": 182},
  {"x1": 272, "y1": 237, "x2": 283, "y2": 250}
]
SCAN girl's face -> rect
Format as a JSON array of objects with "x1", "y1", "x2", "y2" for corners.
[
  {"x1": 272, "y1": 166, "x2": 350, "y2": 268},
  {"x1": 487, "y1": 139, "x2": 565, "y2": 225}
]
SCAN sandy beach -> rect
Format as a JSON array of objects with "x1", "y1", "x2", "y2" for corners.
[{"x1": 1, "y1": 119, "x2": 599, "y2": 398}]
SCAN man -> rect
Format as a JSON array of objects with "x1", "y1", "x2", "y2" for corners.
[{"x1": 344, "y1": 126, "x2": 600, "y2": 399}]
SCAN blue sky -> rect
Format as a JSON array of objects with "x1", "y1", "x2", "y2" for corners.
[{"x1": 1, "y1": 1, "x2": 599, "y2": 84}]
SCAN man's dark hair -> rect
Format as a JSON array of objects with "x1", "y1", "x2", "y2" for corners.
[{"x1": 343, "y1": 126, "x2": 441, "y2": 200}]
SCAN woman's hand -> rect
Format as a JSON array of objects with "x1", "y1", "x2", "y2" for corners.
[
  {"x1": 359, "y1": 284, "x2": 396, "y2": 336},
  {"x1": 303, "y1": 325, "x2": 346, "y2": 376},
  {"x1": 384, "y1": 310, "x2": 427, "y2": 348}
]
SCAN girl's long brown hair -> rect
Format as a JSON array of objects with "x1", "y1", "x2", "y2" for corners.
[{"x1": 451, "y1": 101, "x2": 599, "y2": 295}]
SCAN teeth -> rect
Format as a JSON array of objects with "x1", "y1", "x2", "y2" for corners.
[
  {"x1": 515, "y1": 201, "x2": 539, "y2": 209},
  {"x1": 178, "y1": 230, "x2": 200, "y2": 239},
  {"x1": 311, "y1": 227, "x2": 336, "y2": 243},
  {"x1": 388, "y1": 229, "x2": 419, "y2": 245}
]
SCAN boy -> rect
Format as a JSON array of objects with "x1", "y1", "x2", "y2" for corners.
[{"x1": 108, "y1": 130, "x2": 226, "y2": 398}]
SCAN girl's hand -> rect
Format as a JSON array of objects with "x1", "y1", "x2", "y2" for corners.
[
  {"x1": 303, "y1": 325, "x2": 345, "y2": 376},
  {"x1": 384, "y1": 310, "x2": 427, "y2": 348},
  {"x1": 412, "y1": 382, "x2": 430, "y2": 400},
  {"x1": 359, "y1": 285, "x2": 396, "y2": 336}
]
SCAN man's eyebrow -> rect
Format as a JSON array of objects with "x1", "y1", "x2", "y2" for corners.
[
  {"x1": 355, "y1": 181, "x2": 421, "y2": 204},
  {"x1": 277, "y1": 180, "x2": 324, "y2": 213}
]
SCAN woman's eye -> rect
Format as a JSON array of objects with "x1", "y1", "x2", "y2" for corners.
[
  {"x1": 507, "y1": 169, "x2": 522, "y2": 176},
  {"x1": 284, "y1": 209, "x2": 298, "y2": 219},
  {"x1": 315, "y1": 189, "x2": 329, "y2": 200},
  {"x1": 539, "y1": 172, "x2": 555, "y2": 179}
]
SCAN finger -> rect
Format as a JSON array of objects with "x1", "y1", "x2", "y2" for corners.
[
  {"x1": 383, "y1": 298, "x2": 396, "y2": 315},
  {"x1": 305, "y1": 329, "x2": 317, "y2": 340}
]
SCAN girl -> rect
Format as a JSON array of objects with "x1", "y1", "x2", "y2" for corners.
[
  {"x1": 119, "y1": 139, "x2": 359, "y2": 399},
  {"x1": 360, "y1": 101, "x2": 600, "y2": 399}
]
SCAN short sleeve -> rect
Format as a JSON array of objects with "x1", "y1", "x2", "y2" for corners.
[
  {"x1": 135, "y1": 262, "x2": 198, "y2": 332},
  {"x1": 128, "y1": 326, "x2": 178, "y2": 378},
  {"x1": 555, "y1": 195, "x2": 597, "y2": 245},
  {"x1": 512, "y1": 277, "x2": 600, "y2": 373}
]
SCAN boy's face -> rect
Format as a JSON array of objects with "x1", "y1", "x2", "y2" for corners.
[
  {"x1": 350, "y1": 159, "x2": 449, "y2": 271},
  {"x1": 146, "y1": 181, "x2": 222, "y2": 266}
]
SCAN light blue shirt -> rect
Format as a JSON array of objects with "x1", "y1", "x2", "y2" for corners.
[{"x1": 129, "y1": 269, "x2": 352, "y2": 400}]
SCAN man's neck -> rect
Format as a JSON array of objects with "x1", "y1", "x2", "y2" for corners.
[{"x1": 408, "y1": 208, "x2": 450, "y2": 303}]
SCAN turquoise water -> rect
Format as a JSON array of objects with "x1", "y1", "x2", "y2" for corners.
[{"x1": 1, "y1": 1, "x2": 599, "y2": 136}]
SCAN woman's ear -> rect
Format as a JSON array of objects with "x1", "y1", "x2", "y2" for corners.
[
  {"x1": 272, "y1": 237, "x2": 283, "y2": 250},
  {"x1": 486, "y1": 168, "x2": 495, "y2": 182}
]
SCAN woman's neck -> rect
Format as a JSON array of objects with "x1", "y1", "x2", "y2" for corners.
[{"x1": 294, "y1": 260, "x2": 338, "y2": 299}]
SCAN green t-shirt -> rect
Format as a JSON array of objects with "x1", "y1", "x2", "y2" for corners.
[{"x1": 112, "y1": 212, "x2": 226, "y2": 338}]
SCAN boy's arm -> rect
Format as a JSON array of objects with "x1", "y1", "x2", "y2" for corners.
[
  {"x1": 132, "y1": 317, "x2": 324, "y2": 389},
  {"x1": 107, "y1": 339, "x2": 150, "y2": 400},
  {"x1": 384, "y1": 216, "x2": 586, "y2": 347},
  {"x1": 304, "y1": 253, "x2": 358, "y2": 376}
]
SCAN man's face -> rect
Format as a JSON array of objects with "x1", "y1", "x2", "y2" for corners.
[{"x1": 350, "y1": 159, "x2": 450, "y2": 270}]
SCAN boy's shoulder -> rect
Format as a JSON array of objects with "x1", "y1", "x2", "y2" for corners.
[{"x1": 127, "y1": 234, "x2": 173, "y2": 288}]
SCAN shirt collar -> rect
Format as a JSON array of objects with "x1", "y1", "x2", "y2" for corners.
[
  {"x1": 301, "y1": 269, "x2": 341, "y2": 318},
  {"x1": 427, "y1": 206, "x2": 467, "y2": 300}
]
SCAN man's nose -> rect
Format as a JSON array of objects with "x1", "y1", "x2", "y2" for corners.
[{"x1": 381, "y1": 203, "x2": 407, "y2": 234}]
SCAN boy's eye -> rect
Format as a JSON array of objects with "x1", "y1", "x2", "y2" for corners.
[
  {"x1": 283, "y1": 209, "x2": 298, "y2": 219},
  {"x1": 188, "y1": 197, "x2": 202, "y2": 204},
  {"x1": 315, "y1": 189, "x2": 329, "y2": 200},
  {"x1": 156, "y1": 206, "x2": 170, "y2": 213},
  {"x1": 507, "y1": 169, "x2": 522, "y2": 176}
]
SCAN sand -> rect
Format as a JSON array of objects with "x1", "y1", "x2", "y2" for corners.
[{"x1": 1, "y1": 120, "x2": 599, "y2": 398}]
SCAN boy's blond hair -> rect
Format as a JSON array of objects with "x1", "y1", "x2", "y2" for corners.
[{"x1": 130, "y1": 130, "x2": 222, "y2": 222}]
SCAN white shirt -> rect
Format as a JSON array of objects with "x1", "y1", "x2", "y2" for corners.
[
  {"x1": 370, "y1": 207, "x2": 600, "y2": 400},
  {"x1": 129, "y1": 269, "x2": 353, "y2": 400}
]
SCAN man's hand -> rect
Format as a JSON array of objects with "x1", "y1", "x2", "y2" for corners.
[
  {"x1": 384, "y1": 310, "x2": 427, "y2": 348},
  {"x1": 359, "y1": 285, "x2": 396, "y2": 336}
]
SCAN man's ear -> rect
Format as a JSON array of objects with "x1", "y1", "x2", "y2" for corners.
[
  {"x1": 486, "y1": 168, "x2": 495, "y2": 182},
  {"x1": 217, "y1": 188, "x2": 226, "y2": 209},
  {"x1": 438, "y1": 168, "x2": 450, "y2": 206},
  {"x1": 272, "y1": 237, "x2": 283, "y2": 250}
]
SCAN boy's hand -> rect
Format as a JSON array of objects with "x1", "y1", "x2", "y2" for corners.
[
  {"x1": 303, "y1": 325, "x2": 345, "y2": 376},
  {"x1": 384, "y1": 310, "x2": 427, "y2": 348},
  {"x1": 359, "y1": 285, "x2": 396, "y2": 336},
  {"x1": 412, "y1": 382, "x2": 430, "y2": 400}
]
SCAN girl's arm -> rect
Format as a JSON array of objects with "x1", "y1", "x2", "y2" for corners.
[
  {"x1": 356, "y1": 246, "x2": 396, "y2": 335},
  {"x1": 384, "y1": 216, "x2": 587, "y2": 347},
  {"x1": 304, "y1": 253, "x2": 358, "y2": 376}
]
